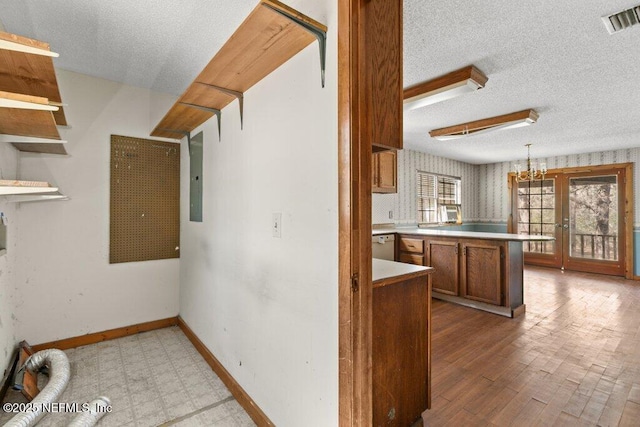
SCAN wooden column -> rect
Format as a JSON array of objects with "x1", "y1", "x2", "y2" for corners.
[
  {"x1": 339, "y1": 0, "x2": 402, "y2": 425},
  {"x1": 338, "y1": 0, "x2": 372, "y2": 423}
]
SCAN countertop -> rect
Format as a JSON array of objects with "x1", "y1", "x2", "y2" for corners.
[
  {"x1": 372, "y1": 258, "x2": 432, "y2": 283},
  {"x1": 372, "y1": 227, "x2": 555, "y2": 242}
]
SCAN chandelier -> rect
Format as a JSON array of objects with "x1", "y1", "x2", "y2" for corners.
[{"x1": 514, "y1": 144, "x2": 547, "y2": 182}]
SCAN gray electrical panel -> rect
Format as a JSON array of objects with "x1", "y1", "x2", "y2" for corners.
[{"x1": 190, "y1": 132, "x2": 203, "y2": 222}]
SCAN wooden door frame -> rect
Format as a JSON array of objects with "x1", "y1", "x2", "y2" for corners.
[
  {"x1": 508, "y1": 163, "x2": 633, "y2": 279},
  {"x1": 562, "y1": 166, "x2": 629, "y2": 276},
  {"x1": 338, "y1": 0, "x2": 372, "y2": 424},
  {"x1": 507, "y1": 172, "x2": 563, "y2": 269}
]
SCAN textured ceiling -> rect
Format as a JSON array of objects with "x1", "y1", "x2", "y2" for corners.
[
  {"x1": 403, "y1": 0, "x2": 640, "y2": 164},
  {"x1": 1, "y1": 0, "x2": 639, "y2": 164},
  {"x1": 0, "y1": 0, "x2": 257, "y2": 96}
]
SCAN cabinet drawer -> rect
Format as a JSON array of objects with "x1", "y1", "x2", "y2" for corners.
[
  {"x1": 399, "y1": 237, "x2": 424, "y2": 254},
  {"x1": 399, "y1": 253, "x2": 424, "y2": 265}
]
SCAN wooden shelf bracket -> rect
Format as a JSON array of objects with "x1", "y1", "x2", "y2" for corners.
[
  {"x1": 178, "y1": 102, "x2": 222, "y2": 141},
  {"x1": 151, "y1": 1, "x2": 327, "y2": 141},
  {"x1": 261, "y1": 2, "x2": 327, "y2": 88}
]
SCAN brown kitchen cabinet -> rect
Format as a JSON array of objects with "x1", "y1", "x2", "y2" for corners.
[
  {"x1": 373, "y1": 263, "x2": 431, "y2": 426},
  {"x1": 396, "y1": 233, "x2": 524, "y2": 317},
  {"x1": 461, "y1": 241, "x2": 503, "y2": 305},
  {"x1": 372, "y1": 150, "x2": 397, "y2": 193},
  {"x1": 363, "y1": 0, "x2": 403, "y2": 151},
  {"x1": 427, "y1": 239, "x2": 460, "y2": 296},
  {"x1": 398, "y1": 235, "x2": 460, "y2": 296}
]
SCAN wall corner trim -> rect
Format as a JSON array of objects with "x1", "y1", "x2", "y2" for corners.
[
  {"x1": 31, "y1": 317, "x2": 179, "y2": 351},
  {"x1": 177, "y1": 316, "x2": 274, "y2": 427}
]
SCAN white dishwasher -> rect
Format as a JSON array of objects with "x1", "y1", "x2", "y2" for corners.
[{"x1": 372, "y1": 234, "x2": 395, "y2": 260}]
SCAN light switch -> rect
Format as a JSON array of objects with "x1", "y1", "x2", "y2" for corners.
[{"x1": 272, "y1": 212, "x2": 282, "y2": 238}]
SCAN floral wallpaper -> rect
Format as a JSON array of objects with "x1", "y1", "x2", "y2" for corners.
[{"x1": 374, "y1": 147, "x2": 640, "y2": 227}]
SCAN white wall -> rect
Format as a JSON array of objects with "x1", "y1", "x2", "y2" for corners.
[
  {"x1": 372, "y1": 149, "x2": 480, "y2": 224},
  {"x1": 178, "y1": 0, "x2": 338, "y2": 424},
  {"x1": 0, "y1": 143, "x2": 19, "y2": 375},
  {"x1": 14, "y1": 69, "x2": 180, "y2": 345}
]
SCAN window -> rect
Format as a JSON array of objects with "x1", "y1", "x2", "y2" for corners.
[{"x1": 417, "y1": 171, "x2": 461, "y2": 224}]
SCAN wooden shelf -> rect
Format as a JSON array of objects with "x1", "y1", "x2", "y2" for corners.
[
  {"x1": 0, "y1": 32, "x2": 68, "y2": 155},
  {"x1": 0, "y1": 31, "x2": 67, "y2": 126},
  {"x1": 0, "y1": 180, "x2": 59, "y2": 195},
  {"x1": 0, "y1": 180, "x2": 67, "y2": 203},
  {"x1": 0, "y1": 133, "x2": 67, "y2": 155},
  {"x1": 2, "y1": 193, "x2": 68, "y2": 203},
  {"x1": 151, "y1": 0, "x2": 326, "y2": 140}
]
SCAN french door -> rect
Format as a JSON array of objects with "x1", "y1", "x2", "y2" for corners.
[{"x1": 509, "y1": 164, "x2": 632, "y2": 277}]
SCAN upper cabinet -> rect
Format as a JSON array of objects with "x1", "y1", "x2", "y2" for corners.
[
  {"x1": 151, "y1": 0, "x2": 327, "y2": 141},
  {"x1": 364, "y1": 0, "x2": 403, "y2": 151},
  {"x1": 0, "y1": 31, "x2": 68, "y2": 155},
  {"x1": 372, "y1": 150, "x2": 397, "y2": 193}
]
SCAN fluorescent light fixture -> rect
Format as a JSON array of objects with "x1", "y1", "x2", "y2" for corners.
[
  {"x1": 403, "y1": 65, "x2": 488, "y2": 111},
  {"x1": 429, "y1": 109, "x2": 539, "y2": 141},
  {"x1": 0, "y1": 38, "x2": 59, "y2": 57}
]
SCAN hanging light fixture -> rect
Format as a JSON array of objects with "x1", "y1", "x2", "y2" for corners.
[{"x1": 514, "y1": 144, "x2": 547, "y2": 182}]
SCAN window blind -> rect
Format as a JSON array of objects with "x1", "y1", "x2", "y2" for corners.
[{"x1": 417, "y1": 171, "x2": 461, "y2": 223}]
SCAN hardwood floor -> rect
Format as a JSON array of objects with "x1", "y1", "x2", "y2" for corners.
[{"x1": 422, "y1": 266, "x2": 640, "y2": 426}]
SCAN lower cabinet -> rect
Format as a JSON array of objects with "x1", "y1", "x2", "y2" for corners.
[
  {"x1": 373, "y1": 272, "x2": 431, "y2": 426},
  {"x1": 461, "y1": 241, "x2": 503, "y2": 305},
  {"x1": 397, "y1": 234, "x2": 505, "y2": 306},
  {"x1": 427, "y1": 240, "x2": 459, "y2": 296}
]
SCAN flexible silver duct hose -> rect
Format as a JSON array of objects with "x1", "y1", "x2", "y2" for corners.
[
  {"x1": 4, "y1": 349, "x2": 71, "y2": 427},
  {"x1": 67, "y1": 396, "x2": 111, "y2": 427}
]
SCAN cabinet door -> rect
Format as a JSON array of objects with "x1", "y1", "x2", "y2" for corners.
[
  {"x1": 377, "y1": 150, "x2": 397, "y2": 192},
  {"x1": 461, "y1": 242, "x2": 502, "y2": 305},
  {"x1": 364, "y1": 0, "x2": 402, "y2": 150},
  {"x1": 373, "y1": 275, "x2": 429, "y2": 426},
  {"x1": 371, "y1": 153, "x2": 379, "y2": 192},
  {"x1": 427, "y1": 240, "x2": 459, "y2": 295},
  {"x1": 372, "y1": 151, "x2": 397, "y2": 193}
]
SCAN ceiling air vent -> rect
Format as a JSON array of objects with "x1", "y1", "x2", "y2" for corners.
[{"x1": 602, "y1": 6, "x2": 640, "y2": 34}]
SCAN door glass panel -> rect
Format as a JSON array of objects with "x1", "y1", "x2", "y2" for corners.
[
  {"x1": 517, "y1": 179, "x2": 556, "y2": 254},
  {"x1": 569, "y1": 175, "x2": 618, "y2": 260}
]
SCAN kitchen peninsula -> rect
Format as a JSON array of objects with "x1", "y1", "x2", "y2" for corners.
[
  {"x1": 372, "y1": 258, "x2": 433, "y2": 426},
  {"x1": 373, "y1": 227, "x2": 554, "y2": 318}
]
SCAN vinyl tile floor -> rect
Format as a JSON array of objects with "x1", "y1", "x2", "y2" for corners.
[{"x1": 0, "y1": 326, "x2": 255, "y2": 426}]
